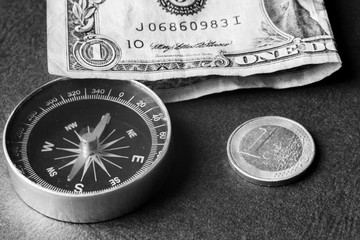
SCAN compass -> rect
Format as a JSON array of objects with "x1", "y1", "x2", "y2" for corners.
[{"x1": 3, "y1": 78, "x2": 172, "y2": 222}]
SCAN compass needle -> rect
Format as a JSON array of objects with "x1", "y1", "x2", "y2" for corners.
[
  {"x1": 4, "y1": 78, "x2": 172, "y2": 222},
  {"x1": 93, "y1": 113, "x2": 111, "y2": 138},
  {"x1": 80, "y1": 157, "x2": 93, "y2": 182},
  {"x1": 67, "y1": 154, "x2": 89, "y2": 182}
]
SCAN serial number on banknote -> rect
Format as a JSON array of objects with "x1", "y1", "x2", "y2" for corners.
[{"x1": 135, "y1": 15, "x2": 241, "y2": 32}]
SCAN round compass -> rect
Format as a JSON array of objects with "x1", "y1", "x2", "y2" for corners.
[{"x1": 3, "y1": 78, "x2": 172, "y2": 223}]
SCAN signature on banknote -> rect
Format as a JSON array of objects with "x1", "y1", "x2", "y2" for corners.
[{"x1": 150, "y1": 41, "x2": 233, "y2": 53}]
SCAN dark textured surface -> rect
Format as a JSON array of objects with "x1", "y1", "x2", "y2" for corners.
[{"x1": 1, "y1": 0, "x2": 360, "y2": 239}]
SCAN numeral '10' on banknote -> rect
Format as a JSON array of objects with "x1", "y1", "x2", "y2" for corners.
[{"x1": 47, "y1": 0, "x2": 341, "y2": 102}]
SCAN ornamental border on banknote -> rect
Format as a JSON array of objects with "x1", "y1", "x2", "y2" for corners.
[{"x1": 66, "y1": 0, "x2": 338, "y2": 74}]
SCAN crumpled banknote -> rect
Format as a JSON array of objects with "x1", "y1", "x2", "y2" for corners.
[{"x1": 47, "y1": 0, "x2": 341, "y2": 102}]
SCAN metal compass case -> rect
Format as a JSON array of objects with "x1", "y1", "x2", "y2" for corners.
[{"x1": 3, "y1": 78, "x2": 173, "y2": 223}]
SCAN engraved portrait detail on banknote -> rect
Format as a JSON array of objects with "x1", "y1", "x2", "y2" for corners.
[{"x1": 158, "y1": 0, "x2": 207, "y2": 16}]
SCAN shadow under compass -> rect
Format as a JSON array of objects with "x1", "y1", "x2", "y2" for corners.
[{"x1": 138, "y1": 114, "x2": 197, "y2": 210}]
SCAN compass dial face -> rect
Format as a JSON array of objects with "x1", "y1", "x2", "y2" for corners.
[{"x1": 4, "y1": 79, "x2": 171, "y2": 195}]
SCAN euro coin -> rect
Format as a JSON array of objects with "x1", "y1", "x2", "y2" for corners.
[{"x1": 227, "y1": 116, "x2": 315, "y2": 186}]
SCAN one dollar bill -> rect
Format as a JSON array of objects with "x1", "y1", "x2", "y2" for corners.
[{"x1": 47, "y1": 0, "x2": 341, "y2": 102}]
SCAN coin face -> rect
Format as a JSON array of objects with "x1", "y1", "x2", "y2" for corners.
[{"x1": 227, "y1": 116, "x2": 315, "y2": 186}]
